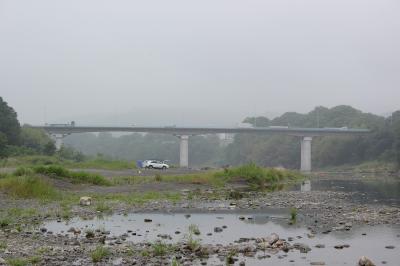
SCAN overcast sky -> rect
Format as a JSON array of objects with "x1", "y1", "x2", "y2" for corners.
[{"x1": 1, "y1": 0, "x2": 399, "y2": 126}]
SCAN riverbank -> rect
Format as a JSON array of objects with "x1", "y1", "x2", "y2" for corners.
[{"x1": 0, "y1": 169, "x2": 399, "y2": 265}]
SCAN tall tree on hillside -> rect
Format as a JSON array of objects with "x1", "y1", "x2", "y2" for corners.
[{"x1": 0, "y1": 97, "x2": 21, "y2": 146}]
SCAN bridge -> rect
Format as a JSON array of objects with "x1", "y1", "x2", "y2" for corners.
[{"x1": 32, "y1": 125, "x2": 370, "y2": 172}]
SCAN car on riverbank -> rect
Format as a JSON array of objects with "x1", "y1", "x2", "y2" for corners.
[{"x1": 142, "y1": 160, "x2": 169, "y2": 170}]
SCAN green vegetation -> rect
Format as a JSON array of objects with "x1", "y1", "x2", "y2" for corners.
[
  {"x1": 187, "y1": 234, "x2": 201, "y2": 251},
  {"x1": 188, "y1": 224, "x2": 201, "y2": 235},
  {"x1": 112, "y1": 164, "x2": 303, "y2": 189},
  {"x1": 91, "y1": 246, "x2": 110, "y2": 262},
  {"x1": 95, "y1": 201, "x2": 111, "y2": 213},
  {"x1": 171, "y1": 257, "x2": 181, "y2": 266},
  {"x1": 290, "y1": 207, "x2": 297, "y2": 223},
  {"x1": 85, "y1": 229, "x2": 95, "y2": 238},
  {"x1": 6, "y1": 256, "x2": 41, "y2": 266},
  {"x1": 6, "y1": 258, "x2": 28, "y2": 266},
  {"x1": 0, "y1": 241, "x2": 7, "y2": 250},
  {"x1": 152, "y1": 241, "x2": 168, "y2": 256},
  {"x1": 215, "y1": 163, "x2": 304, "y2": 189},
  {"x1": 0, "y1": 175, "x2": 58, "y2": 200},
  {"x1": 33, "y1": 165, "x2": 111, "y2": 185}
]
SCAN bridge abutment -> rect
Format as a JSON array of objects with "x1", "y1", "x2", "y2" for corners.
[
  {"x1": 300, "y1": 136, "x2": 312, "y2": 172},
  {"x1": 179, "y1": 135, "x2": 189, "y2": 168}
]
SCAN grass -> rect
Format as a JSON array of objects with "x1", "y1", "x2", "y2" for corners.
[
  {"x1": 187, "y1": 234, "x2": 201, "y2": 251},
  {"x1": 0, "y1": 241, "x2": 6, "y2": 250},
  {"x1": 33, "y1": 165, "x2": 111, "y2": 186},
  {"x1": 0, "y1": 175, "x2": 59, "y2": 200},
  {"x1": 171, "y1": 257, "x2": 181, "y2": 266},
  {"x1": 91, "y1": 245, "x2": 110, "y2": 262},
  {"x1": 1, "y1": 155, "x2": 135, "y2": 170},
  {"x1": 95, "y1": 201, "x2": 111, "y2": 213},
  {"x1": 64, "y1": 158, "x2": 136, "y2": 170},
  {"x1": 152, "y1": 241, "x2": 168, "y2": 256},
  {"x1": 6, "y1": 256, "x2": 41, "y2": 266},
  {"x1": 290, "y1": 207, "x2": 297, "y2": 223},
  {"x1": 188, "y1": 224, "x2": 200, "y2": 235}
]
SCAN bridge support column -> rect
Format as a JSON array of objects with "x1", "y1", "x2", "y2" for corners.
[
  {"x1": 51, "y1": 134, "x2": 66, "y2": 150},
  {"x1": 179, "y1": 135, "x2": 189, "y2": 168},
  {"x1": 300, "y1": 136, "x2": 312, "y2": 172}
]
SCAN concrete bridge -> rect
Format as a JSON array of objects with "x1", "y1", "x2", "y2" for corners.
[{"x1": 32, "y1": 125, "x2": 370, "y2": 172}]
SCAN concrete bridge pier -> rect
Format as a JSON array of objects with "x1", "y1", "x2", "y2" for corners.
[
  {"x1": 300, "y1": 136, "x2": 312, "y2": 172},
  {"x1": 51, "y1": 134, "x2": 66, "y2": 150},
  {"x1": 179, "y1": 135, "x2": 189, "y2": 168}
]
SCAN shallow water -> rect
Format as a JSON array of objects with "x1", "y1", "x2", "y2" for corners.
[
  {"x1": 294, "y1": 177, "x2": 400, "y2": 205},
  {"x1": 44, "y1": 211, "x2": 400, "y2": 265}
]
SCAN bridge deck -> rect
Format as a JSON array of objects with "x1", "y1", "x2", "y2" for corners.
[{"x1": 32, "y1": 126, "x2": 370, "y2": 136}]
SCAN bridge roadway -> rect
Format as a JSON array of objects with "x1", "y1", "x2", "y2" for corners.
[{"x1": 32, "y1": 125, "x2": 370, "y2": 172}]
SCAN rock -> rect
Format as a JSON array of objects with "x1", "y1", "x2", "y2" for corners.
[
  {"x1": 214, "y1": 227, "x2": 223, "y2": 233},
  {"x1": 79, "y1": 196, "x2": 92, "y2": 206},
  {"x1": 40, "y1": 227, "x2": 47, "y2": 233},
  {"x1": 315, "y1": 244, "x2": 325, "y2": 248},
  {"x1": 359, "y1": 256, "x2": 375, "y2": 266},
  {"x1": 239, "y1": 262, "x2": 245, "y2": 266},
  {"x1": 294, "y1": 243, "x2": 311, "y2": 253},
  {"x1": 0, "y1": 257, "x2": 5, "y2": 264},
  {"x1": 266, "y1": 233, "x2": 279, "y2": 245},
  {"x1": 112, "y1": 258, "x2": 123, "y2": 266}
]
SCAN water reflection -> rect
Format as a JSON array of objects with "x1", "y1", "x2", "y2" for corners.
[{"x1": 294, "y1": 177, "x2": 400, "y2": 205}]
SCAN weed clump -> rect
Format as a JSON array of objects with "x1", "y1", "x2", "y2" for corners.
[
  {"x1": 290, "y1": 207, "x2": 297, "y2": 223},
  {"x1": 91, "y1": 245, "x2": 110, "y2": 262},
  {"x1": 152, "y1": 241, "x2": 168, "y2": 256}
]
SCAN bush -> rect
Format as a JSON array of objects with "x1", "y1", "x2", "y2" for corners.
[{"x1": 13, "y1": 167, "x2": 34, "y2": 176}]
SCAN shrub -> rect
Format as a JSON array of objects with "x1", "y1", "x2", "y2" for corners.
[{"x1": 13, "y1": 166, "x2": 34, "y2": 176}]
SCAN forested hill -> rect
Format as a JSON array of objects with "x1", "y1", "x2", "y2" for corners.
[
  {"x1": 231, "y1": 105, "x2": 400, "y2": 169},
  {"x1": 243, "y1": 105, "x2": 385, "y2": 129}
]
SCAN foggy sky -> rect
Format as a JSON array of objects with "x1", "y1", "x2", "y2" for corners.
[{"x1": 1, "y1": 0, "x2": 399, "y2": 126}]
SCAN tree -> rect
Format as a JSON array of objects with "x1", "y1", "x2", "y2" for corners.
[{"x1": 0, "y1": 97, "x2": 20, "y2": 146}]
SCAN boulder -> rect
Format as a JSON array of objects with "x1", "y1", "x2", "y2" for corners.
[
  {"x1": 359, "y1": 256, "x2": 375, "y2": 266},
  {"x1": 79, "y1": 196, "x2": 92, "y2": 206},
  {"x1": 266, "y1": 233, "x2": 279, "y2": 245}
]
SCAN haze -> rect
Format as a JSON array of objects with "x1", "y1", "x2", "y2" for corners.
[{"x1": 1, "y1": 0, "x2": 399, "y2": 126}]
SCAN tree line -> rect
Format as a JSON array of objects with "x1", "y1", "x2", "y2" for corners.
[{"x1": 1, "y1": 96, "x2": 399, "y2": 169}]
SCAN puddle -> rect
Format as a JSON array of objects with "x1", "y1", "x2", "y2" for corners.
[{"x1": 43, "y1": 211, "x2": 400, "y2": 265}]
